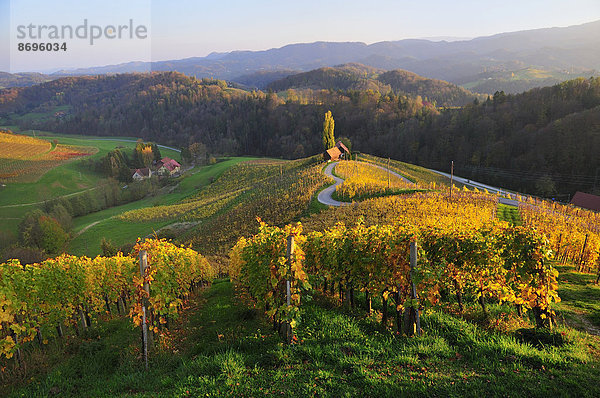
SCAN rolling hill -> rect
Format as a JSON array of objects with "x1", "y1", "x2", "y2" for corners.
[
  {"x1": 2, "y1": 72, "x2": 600, "y2": 197},
  {"x1": 266, "y1": 64, "x2": 483, "y2": 106}
]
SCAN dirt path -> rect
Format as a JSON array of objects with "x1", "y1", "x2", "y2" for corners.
[{"x1": 75, "y1": 220, "x2": 102, "y2": 236}]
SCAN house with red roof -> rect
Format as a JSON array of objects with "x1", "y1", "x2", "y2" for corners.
[
  {"x1": 132, "y1": 167, "x2": 152, "y2": 181},
  {"x1": 156, "y1": 157, "x2": 181, "y2": 176},
  {"x1": 570, "y1": 191, "x2": 600, "y2": 212}
]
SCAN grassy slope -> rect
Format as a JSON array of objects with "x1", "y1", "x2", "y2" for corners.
[
  {"x1": 4, "y1": 153, "x2": 600, "y2": 396},
  {"x1": 7, "y1": 279, "x2": 600, "y2": 397},
  {"x1": 0, "y1": 129, "x2": 181, "y2": 240},
  {"x1": 555, "y1": 265, "x2": 600, "y2": 335},
  {"x1": 497, "y1": 203, "x2": 522, "y2": 225},
  {"x1": 68, "y1": 158, "x2": 256, "y2": 257},
  {"x1": 0, "y1": 130, "x2": 181, "y2": 207}
]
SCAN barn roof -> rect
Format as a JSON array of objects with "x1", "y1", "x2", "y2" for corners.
[
  {"x1": 133, "y1": 167, "x2": 151, "y2": 177},
  {"x1": 335, "y1": 141, "x2": 349, "y2": 153},
  {"x1": 326, "y1": 146, "x2": 342, "y2": 159},
  {"x1": 570, "y1": 191, "x2": 600, "y2": 212}
]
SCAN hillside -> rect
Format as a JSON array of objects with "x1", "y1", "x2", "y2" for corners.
[
  {"x1": 45, "y1": 20, "x2": 600, "y2": 94},
  {"x1": 266, "y1": 63, "x2": 386, "y2": 92},
  {"x1": 2, "y1": 154, "x2": 600, "y2": 397},
  {"x1": 267, "y1": 64, "x2": 482, "y2": 106},
  {"x1": 2, "y1": 73, "x2": 600, "y2": 197},
  {"x1": 377, "y1": 69, "x2": 482, "y2": 106},
  {"x1": 0, "y1": 72, "x2": 57, "y2": 89}
]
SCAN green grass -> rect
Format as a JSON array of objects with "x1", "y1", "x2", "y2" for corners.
[
  {"x1": 6, "y1": 279, "x2": 600, "y2": 397},
  {"x1": 69, "y1": 218, "x2": 171, "y2": 256},
  {"x1": 497, "y1": 203, "x2": 522, "y2": 225},
  {"x1": 5, "y1": 105, "x2": 72, "y2": 124},
  {"x1": 68, "y1": 157, "x2": 256, "y2": 256},
  {"x1": 0, "y1": 128, "x2": 184, "y2": 242},
  {"x1": 555, "y1": 265, "x2": 600, "y2": 334},
  {"x1": 0, "y1": 131, "x2": 181, "y2": 207}
]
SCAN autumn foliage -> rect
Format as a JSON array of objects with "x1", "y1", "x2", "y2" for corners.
[{"x1": 0, "y1": 239, "x2": 214, "y2": 359}]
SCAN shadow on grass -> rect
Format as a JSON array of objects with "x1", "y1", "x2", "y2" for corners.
[{"x1": 6, "y1": 279, "x2": 600, "y2": 398}]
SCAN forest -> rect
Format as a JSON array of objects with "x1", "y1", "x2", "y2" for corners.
[{"x1": 1, "y1": 71, "x2": 599, "y2": 197}]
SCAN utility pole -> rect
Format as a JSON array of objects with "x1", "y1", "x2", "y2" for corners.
[
  {"x1": 450, "y1": 161, "x2": 454, "y2": 200},
  {"x1": 387, "y1": 157, "x2": 390, "y2": 189}
]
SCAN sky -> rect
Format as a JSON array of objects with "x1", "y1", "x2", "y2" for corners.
[{"x1": 2, "y1": 0, "x2": 600, "y2": 73}]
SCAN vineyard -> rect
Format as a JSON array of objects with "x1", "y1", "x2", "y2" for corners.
[
  {"x1": 333, "y1": 160, "x2": 418, "y2": 201},
  {"x1": 0, "y1": 239, "x2": 214, "y2": 362},
  {"x1": 231, "y1": 217, "x2": 559, "y2": 336},
  {"x1": 2, "y1": 153, "x2": 600, "y2": 396},
  {"x1": 519, "y1": 197, "x2": 600, "y2": 274},
  {"x1": 0, "y1": 131, "x2": 96, "y2": 183},
  {"x1": 359, "y1": 153, "x2": 454, "y2": 187},
  {"x1": 180, "y1": 157, "x2": 331, "y2": 255}
]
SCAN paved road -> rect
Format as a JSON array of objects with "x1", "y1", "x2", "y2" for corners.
[
  {"x1": 317, "y1": 162, "x2": 349, "y2": 207},
  {"x1": 428, "y1": 169, "x2": 520, "y2": 207},
  {"x1": 91, "y1": 138, "x2": 181, "y2": 153},
  {"x1": 317, "y1": 161, "x2": 415, "y2": 207}
]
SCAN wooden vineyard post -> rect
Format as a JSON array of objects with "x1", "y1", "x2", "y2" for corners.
[
  {"x1": 79, "y1": 307, "x2": 88, "y2": 332},
  {"x1": 56, "y1": 323, "x2": 64, "y2": 338},
  {"x1": 11, "y1": 320, "x2": 23, "y2": 368},
  {"x1": 139, "y1": 250, "x2": 150, "y2": 369},
  {"x1": 578, "y1": 234, "x2": 589, "y2": 272},
  {"x1": 404, "y1": 241, "x2": 421, "y2": 337},
  {"x1": 285, "y1": 235, "x2": 295, "y2": 344}
]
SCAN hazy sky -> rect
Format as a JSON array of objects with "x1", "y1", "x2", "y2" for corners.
[{"x1": 2, "y1": 0, "x2": 600, "y2": 72}]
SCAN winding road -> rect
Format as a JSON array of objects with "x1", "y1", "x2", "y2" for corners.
[
  {"x1": 317, "y1": 161, "x2": 414, "y2": 207},
  {"x1": 317, "y1": 160, "x2": 519, "y2": 208},
  {"x1": 317, "y1": 163, "x2": 349, "y2": 207}
]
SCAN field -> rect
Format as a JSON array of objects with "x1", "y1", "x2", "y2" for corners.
[
  {"x1": 0, "y1": 129, "x2": 182, "y2": 241},
  {"x1": 0, "y1": 129, "x2": 181, "y2": 206},
  {"x1": 68, "y1": 157, "x2": 256, "y2": 256},
  {"x1": 332, "y1": 160, "x2": 420, "y2": 201},
  {"x1": 359, "y1": 153, "x2": 456, "y2": 188},
  {"x1": 3, "y1": 274, "x2": 599, "y2": 397},
  {"x1": 0, "y1": 131, "x2": 97, "y2": 183}
]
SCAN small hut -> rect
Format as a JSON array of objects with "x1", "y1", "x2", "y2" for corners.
[{"x1": 323, "y1": 146, "x2": 342, "y2": 161}]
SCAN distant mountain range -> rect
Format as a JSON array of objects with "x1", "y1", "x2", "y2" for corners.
[{"x1": 2, "y1": 20, "x2": 599, "y2": 94}]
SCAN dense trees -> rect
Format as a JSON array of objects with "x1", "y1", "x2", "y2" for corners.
[
  {"x1": 1, "y1": 73, "x2": 600, "y2": 197},
  {"x1": 18, "y1": 209, "x2": 68, "y2": 256}
]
